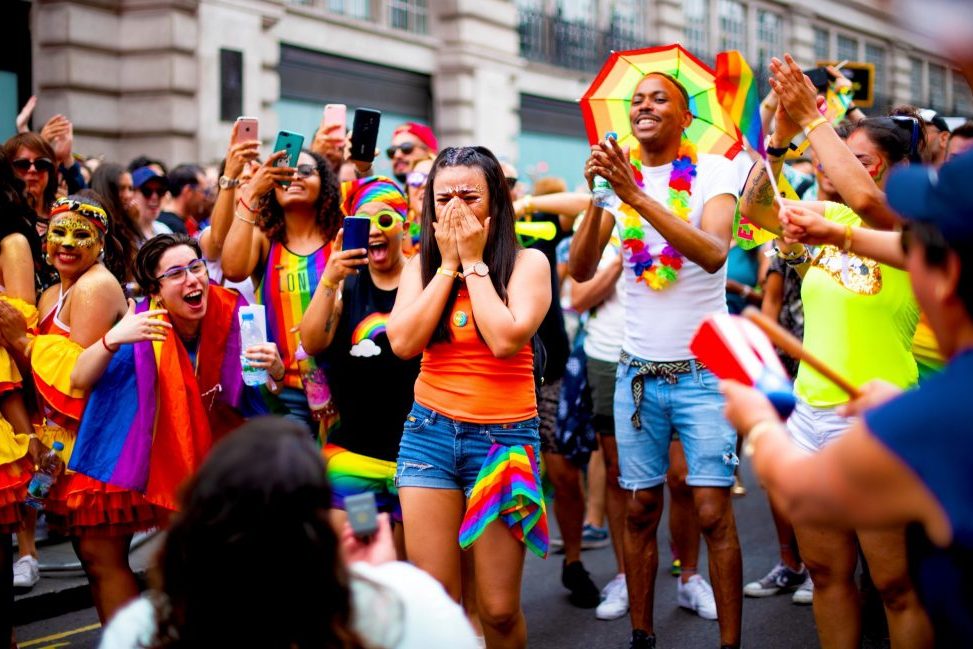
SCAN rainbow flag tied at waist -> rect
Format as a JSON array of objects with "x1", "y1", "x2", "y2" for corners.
[{"x1": 459, "y1": 443, "x2": 549, "y2": 558}]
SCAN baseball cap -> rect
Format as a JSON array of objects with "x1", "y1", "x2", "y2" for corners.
[
  {"x1": 919, "y1": 108, "x2": 951, "y2": 134},
  {"x1": 885, "y1": 150, "x2": 973, "y2": 243},
  {"x1": 131, "y1": 166, "x2": 168, "y2": 190},
  {"x1": 392, "y1": 122, "x2": 439, "y2": 152}
]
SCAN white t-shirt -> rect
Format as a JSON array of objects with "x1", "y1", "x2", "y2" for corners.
[
  {"x1": 583, "y1": 243, "x2": 626, "y2": 362},
  {"x1": 98, "y1": 561, "x2": 478, "y2": 649},
  {"x1": 613, "y1": 153, "x2": 738, "y2": 361}
]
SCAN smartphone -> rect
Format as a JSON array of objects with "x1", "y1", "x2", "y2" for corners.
[
  {"x1": 233, "y1": 117, "x2": 259, "y2": 145},
  {"x1": 349, "y1": 108, "x2": 382, "y2": 163},
  {"x1": 345, "y1": 492, "x2": 378, "y2": 542},
  {"x1": 273, "y1": 130, "x2": 304, "y2": 185},
  {"x1": 342, "y1": 216, "x2": 371, "y2": 256},
  {"x1": 804, "y1": 67, "x2": 831, "y2": 92},
  {"x1": 322, "y1": 104, "x2": 347, "y2": 132}
]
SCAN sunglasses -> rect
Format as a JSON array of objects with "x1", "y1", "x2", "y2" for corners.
[
  {"x1": 505, "y1": 177, "x2": 518, "y2": 190},
  {"x1": 355, "y1": 210, "x2": 403, "y2": 232},
  {"x1": 156, "y1": 258, "x2": 208, "y2": 283},
  {"x1": 406, "y1": 171, "x2": 428, "y2": 188},
  {"x1": 870, "y1": 116, "x2": 922, "y2": 162},
  {"x1": 12, "y1": 157, "x2": 55, "y2": 175},
  {"x1": 386, "y1": 142, "x2": 423, "y2": 159},
  {"x1": 140, "y1": 185, "x2": 166, "y2": 198},
  {"x1": 295, "y1": 163, "x2": 318, "y2": 178}
]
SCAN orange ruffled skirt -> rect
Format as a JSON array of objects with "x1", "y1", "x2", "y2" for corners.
[{"x1": 37, "y1": 425, "x2": 171, "y2": 537}]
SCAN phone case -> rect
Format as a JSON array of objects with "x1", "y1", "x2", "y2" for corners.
[
  {"x1": 349, "y1": 108, "x2": 382, "y2": 163},
  {"x1": 273, "y1": 130, "x2": 304, "y2": 169},
  {"x1": 323, "y1": 104, "x2": 347, "y2": 131},
  {"x1": 343, "y1": 216, "x2": 371, "y2": 254},
  {"x1": 234, "y1": 117, "x2": 259, "y2": 145},
  {"x1": 345, "y1": 492, "x2": 379, "y2": 539}
]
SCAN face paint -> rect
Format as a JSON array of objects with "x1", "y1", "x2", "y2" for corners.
[
  {"x1": 47, "y1": 214, "x2": 101, "y2": 249},
  {"x1": 868, "y1": 158, "x2": 887, "y2": 184}
]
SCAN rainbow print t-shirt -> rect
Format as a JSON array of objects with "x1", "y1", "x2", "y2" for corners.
[{"x1": 258, "y1": 241, "x2": 330, "y2": 389}]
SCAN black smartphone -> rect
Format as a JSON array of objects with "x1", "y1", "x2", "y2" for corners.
[
  {"x1": 349, "y1": 108, "x2": 382, "y2": 163},
  {"x1": 342, "y1": 216, "x2": 371, "y2": 257},
  {"x1": 804, "y1": 67, "x2": 831, "y2": 92},
  {"x1": 345, "y1": 492, "x2": 378, "y2": 542}
]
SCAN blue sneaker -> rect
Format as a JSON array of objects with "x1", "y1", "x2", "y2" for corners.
[{"x1": 581, "y1": 523, "x2": 610, "y2": 550}]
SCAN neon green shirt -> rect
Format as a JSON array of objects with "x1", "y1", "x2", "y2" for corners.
[{"x1": 795, "y1": 202, "x2": 919, "y2": 407}]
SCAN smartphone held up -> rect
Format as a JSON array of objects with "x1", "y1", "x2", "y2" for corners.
[{"x1": 349, "y1": 108, "x2": 382, "y2": 163}]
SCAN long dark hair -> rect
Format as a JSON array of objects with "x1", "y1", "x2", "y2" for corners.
[
  {"x1": 853, "y1": 106, "x2": 927, "y2": 166},
  {"x1": 2, "y1": 133, "x2": 58, "y2": 214},
  {"x1": 90, "y1": 163, "x2": 139, "y2": 279},
  {"x1": 256, "y1": 150, "x2": 341, "y2": 245},
  {"x1": 420, "y1": 146, "x2": 520, "y2": 344},
  {"x1": 0, "y1": 151, "x2": 43, "y2": 262},
  {"x1": 54, "y1": 191, "x2": 128, "y2": 284},
  {"x1": 150, "y1": 418, "x2": 364, "y2": 649}
]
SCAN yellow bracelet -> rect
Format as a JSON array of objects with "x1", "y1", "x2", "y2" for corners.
[
  {"x1": 744, "y1": 420, "x2": 781, "y2": 457},
  {"x1": 803, "y1": 116, "x2": 828, "y2": 138},
  {"x1": 842, "y1": 224, "x2": 853, "y2": 252},
  {"x1": 321, "y1": 277, "x2": 339, "y2": 291},
  {"x1": 436, "y1": 267, "x2": 460, "y2": 279}
]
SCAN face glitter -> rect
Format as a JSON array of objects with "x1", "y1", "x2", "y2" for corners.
[{"x1": 47, "y1": 214, "x2": 101, "y2": 249}]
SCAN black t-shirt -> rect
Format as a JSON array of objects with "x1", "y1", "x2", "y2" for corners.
[
  {"x1": 323, "y1": 271, "x2": 420, "y2": 462},
  {"x1": 157, "y1": 211, "x2": 188, "y2": 235}
]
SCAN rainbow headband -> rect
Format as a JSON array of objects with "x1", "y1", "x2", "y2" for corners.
[
  {"x1": 342, "y1": 176, "x2": 408, "y2": 219},
  {"x1": 50, "y1": 197, "x2": 109, "y2": 233}
]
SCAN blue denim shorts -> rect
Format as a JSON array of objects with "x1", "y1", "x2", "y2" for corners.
[
  {"x1": 395, "y1": 402, "x2": 541, "y2": 497},
  {"x1": 614, "y1": 355, "x2": 738, "y2": 489}
]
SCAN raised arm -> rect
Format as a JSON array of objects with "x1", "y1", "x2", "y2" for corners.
[
  {"x1": 779, "y1": 203, "x2": 906, "y2": 269},
  {"x1": 770, "y1": 55, "x2": 899, "y2": 230},
  {"x1": 201, "y1": 122, "x2": 260, "y2": 260},
  {"x1": 221, "y1": 152, "x2": 292, "y2": 282},
  {"x1": 299, "y1": 230, "x2": 367, "y2": 355},
  {"x1": 571, "y1": 250, "x2": 622, "y2": 314}
]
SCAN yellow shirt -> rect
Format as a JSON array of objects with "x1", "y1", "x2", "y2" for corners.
[{"x1": 795, "y1": 203, "x2": 919, "y2": 407}]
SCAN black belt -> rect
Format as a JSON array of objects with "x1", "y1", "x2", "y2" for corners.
[{"x1": 619, "y1": 351, "x2": 706, "y2": 430}]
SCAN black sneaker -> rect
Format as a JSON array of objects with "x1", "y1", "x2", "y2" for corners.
[
  {"x1": 630, "y1": 629, "x2": 656, "y2": 649},
  {"x1": 561, "y1": 560, "x2": 600, "y2": 608}
]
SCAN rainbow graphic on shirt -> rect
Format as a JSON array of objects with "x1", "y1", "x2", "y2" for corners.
[
  {"x1": 259, "y1": 242, "x2": 329, "y2": 388},
  {"x1": 350, "y1": 312, "x2": 389, "y2": 358}
]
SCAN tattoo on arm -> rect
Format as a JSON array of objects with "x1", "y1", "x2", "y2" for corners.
[
  {"x1": 323, "y1": 310, "x2": 337, "y2": 334},
  {"x1": 755, "y1": 176, "x2": 775, "y2": 207}
]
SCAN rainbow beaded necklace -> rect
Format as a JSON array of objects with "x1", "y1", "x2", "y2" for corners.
[{"x1": 619, "y1": 137, "x2": 698, "y2": 291}]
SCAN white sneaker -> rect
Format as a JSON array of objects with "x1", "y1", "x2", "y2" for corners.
[
  {"x1": 792, "y1": 574, "x2": 813, "y2": 605},
  {"x1": 677, "y1": 574, "x2": 718, "y2": 620},
  {"x1": 595, "y1": 573, "x2": 629, "y2": 620},
  {"x1": 13, "y1": 555, "x2": 39, "y2": 589}
]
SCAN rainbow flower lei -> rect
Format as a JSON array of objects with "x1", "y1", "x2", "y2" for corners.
[{"x1": 619, "y1": 137, "x2": 698, "y2": 291}]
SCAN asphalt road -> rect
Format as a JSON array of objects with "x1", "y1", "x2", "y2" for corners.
[{"x1": 15, "y1": 461, "x2": 889, "y2": 648}]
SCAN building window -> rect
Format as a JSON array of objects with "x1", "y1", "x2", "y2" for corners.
[
  {"x1": 683, "y1": 0, "x2": 710, "y2": 58},
  {"x1": 954, "y1": 72, "x2": 973, "y2": 115},
  {"x1": 837, "y1": 34, "x2": 858, "y2": 64},
  {"x1": 718, "y1": 0, "x2": 746, "y2": 54},
  {"x1": 813, "y1": 26, "x2": 830, "y2": 62},
  {"x1": 219, "y1": 49, "x2": 243, "y2": 122},
  {"x1": 609, "y1": 0, "x2": 644, "y2": 45},
  {"x1": 928, "y1": 63, "x2": 947, "y2": 112},
  {"x1": 865, "y1": 43, "x2": 886, "y2": 96},
  {"x1": 557, "y1": 0, "x2": 595, "y2": 23},
  {"x1": 909, "y1": 57, "x2": 925, "y2": 105},
  {"x1": 756, "y1": 10, "x2": 782, "y2": 95},
  {"x1": 328, "y1": 0, "x2": 370, "y2": 20},
  {"x1": 389, "y1": 0, "x2": 428, "y2": 34}
]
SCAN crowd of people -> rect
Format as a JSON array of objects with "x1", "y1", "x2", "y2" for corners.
[{"x1": 0, "y1": 24, "x2": 970, "y2": 649}]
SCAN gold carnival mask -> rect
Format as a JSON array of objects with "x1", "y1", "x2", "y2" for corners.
[{"x1": 47, "y1": 214, "x2": 101, "y2": 250}]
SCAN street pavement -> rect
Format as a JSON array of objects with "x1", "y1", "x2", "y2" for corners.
[{"x1": 14, "y1": 461, "x2": 890, "y2": 648}]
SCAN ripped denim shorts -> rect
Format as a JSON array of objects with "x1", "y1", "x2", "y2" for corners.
[{"x1": 395, "y1": 402, "x2": 541, "y2": 497}]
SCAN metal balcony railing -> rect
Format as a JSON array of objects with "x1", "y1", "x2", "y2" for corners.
[{"x1": 519, "y1": 9, "x2": 645, "y2": 73}]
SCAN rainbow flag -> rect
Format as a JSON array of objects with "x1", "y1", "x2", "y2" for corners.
[
  {"x1": 459, "y1": 444, "x2": 548, "y2": 558},
  {"x1": 733, "y1": 172, "x2": 801, "y2": 249},
  {"x1": 715, "y1": 50, "x2": 765, "y2": 158}
]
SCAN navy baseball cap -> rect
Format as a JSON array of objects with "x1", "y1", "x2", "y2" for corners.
[
  {"x1": 131, "y1": 166, "x2": 168, "y2": 190},
  {"x1": 886, "y1": 150, "x2": 973, "y2": 244}
]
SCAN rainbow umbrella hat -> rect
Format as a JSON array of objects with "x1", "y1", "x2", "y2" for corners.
[{"x1": 580, "y1": 43, "x2": 743, "y2": 159}]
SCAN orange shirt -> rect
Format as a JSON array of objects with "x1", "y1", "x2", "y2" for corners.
[{"x1": 414, "y1": 287, "x2": 536, "y2": 423}]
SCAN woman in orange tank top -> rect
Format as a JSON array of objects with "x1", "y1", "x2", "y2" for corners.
[{"x1": 387, "y1": 147, "x2": 551, "y2": 649}]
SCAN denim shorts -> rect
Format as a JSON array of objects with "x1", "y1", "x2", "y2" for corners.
[
  {"x1": 395, "y1": 402, "x2": 541, "y2": 497},
  {"x1": 614, "y1": 355, "x2": 738, "y2": 489}
]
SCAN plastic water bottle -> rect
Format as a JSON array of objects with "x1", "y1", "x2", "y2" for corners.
[
  {"x1": 25, "y1": 442, "x2": 65, "y2": 510},
  {"x1": 240, "y1": 312, "x2": 268, "y2": 386},
  {"x1": 592, "y1": 131, "x2": 618, "y2": 208}
]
